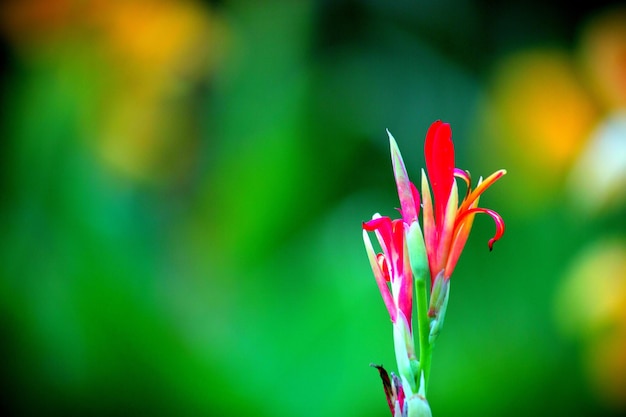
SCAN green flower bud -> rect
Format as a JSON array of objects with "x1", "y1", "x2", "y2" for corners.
[
  {"x1": 428, "y1": 271, "x2": 450, "y2": 344},
  {"x1": 406, "y1": 222, "x2": 429, "y2": 284},
  {"x1": 405, "y1": 394, "x2": 433, "y2": 417}
]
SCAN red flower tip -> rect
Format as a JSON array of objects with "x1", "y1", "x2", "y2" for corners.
[{"x1": 424, "y1": 121, "x2": 455, "y2": 230}]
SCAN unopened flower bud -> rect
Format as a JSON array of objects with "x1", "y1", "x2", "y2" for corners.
[
  {"x1": 428, "y1": 271, "x2": 450, "y2": 344},
  {"x1": 406, "y1": 222, "x2": 428, "y2": 283},
  {"x1": 405, "y1": 393, "x2": 432, "y2": 417}
]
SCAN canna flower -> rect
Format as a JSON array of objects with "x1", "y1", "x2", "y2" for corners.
[
  {"x1": 420, "y1": 120, "x2": 506, "y2": 284},
  {"x1": 363, "y1": 120, "x2": 506, "y2": 417},
  {"x1": 363, "y1": 130, "x2": 430, "y2": 416}
]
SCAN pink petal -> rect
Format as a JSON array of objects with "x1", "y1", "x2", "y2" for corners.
[
  {"x1": 388, "y1": 129, "x2": 420, "y2": 223},
  {"x1": 397, "y1": 224, "x2": 413, "y2": 330},
  {"x1": 392, "y1": 373, "x2": 405, "y2": 414},
  {"x1": 363, "y1": 228, "x2": 397, "y2": 322},
  {"x1": 454, "y1": 168, "x2": 472, "y2": 200},
  {"x1": 363, "y1": 216, "x2": 393, "y2": 256}
]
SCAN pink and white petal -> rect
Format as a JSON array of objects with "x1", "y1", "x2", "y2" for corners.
[
  {"x1": 388, "y1": 129, "x2": 420, "y2": 223},
  {"x1": 363, "y1": 229, "x2": 397, "y2": 322}
]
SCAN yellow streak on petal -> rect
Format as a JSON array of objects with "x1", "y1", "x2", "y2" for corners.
[
  {"x1": 458, "y1": 169, "x2": 506, "y2": 214},
  {"x1": 436, "y1": 179, "x2": 459, "y2": 277},
  {"x1": 421, "y1": 170, "x2": 437, "y2": 277},
  {"x1": 445, "y1": 195, "x2": 479, "y2": 277}
]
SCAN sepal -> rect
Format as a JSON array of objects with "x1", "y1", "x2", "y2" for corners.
[
  {"x1": 371, "y1": 364, "x2": 409, "y2": 417},
  {"x1": 393, "y1": 312, "x2": 417, "y2": 393},
  {"x1": 428, "y1": 271, "x2": 450, "y2": 344}
]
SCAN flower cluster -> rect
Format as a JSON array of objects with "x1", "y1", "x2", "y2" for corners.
[{"x1": 363, "y1": 121, "x2": 506, "y2": 416}]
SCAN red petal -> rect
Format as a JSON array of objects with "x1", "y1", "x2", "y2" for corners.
[
  {"x1": 424, "y1": 121, "x2": 455, "y2": 231},
  {"x1": 363, "y1": 217, "x2": 393, "y2": 251},
  {"x1": 391, "y1": 219, "x2": 405, "y2": 277},
  {"x1": 363, "y1": 216, "x2": 391, "y2": 232},
  {"x1": 455, "y1": 207, "x2": 505, "y2": 251}
]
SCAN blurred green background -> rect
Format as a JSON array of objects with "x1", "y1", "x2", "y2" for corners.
[{"x1": 1, "y1": 0, "x2": 626, "y2": 416}]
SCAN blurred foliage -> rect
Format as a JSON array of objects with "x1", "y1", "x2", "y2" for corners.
[{"x1": 0, "y1": 0, "x2": 625, "y2": 416}]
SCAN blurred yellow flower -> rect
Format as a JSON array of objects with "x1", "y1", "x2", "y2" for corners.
[
  {"x1": 566, "y1": 111, "x2": 626, "y2": 215},
  {"x1": 0, "y1": 0, "x2": 229, "y2": 184},
  {"x1": 579, "y1": 6, "x2": 626, "y2": 111},
  {"x1": 480, "y1": 6, "x2": 626, "y2": 217},
  {"x1": 91, "y1": 0, "x2": 228, "y2": 183},
  {"x1": 562, "y1": 6, "x2": 626, "y2": 216},
  {"x1": 480, "y1": 49, "x2": 599, "y2": 211},
  {"x1": 556, "y1": 238, "x2": 626, "y2": 409}
]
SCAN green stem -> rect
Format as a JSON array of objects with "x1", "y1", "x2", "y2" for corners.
[
  {"x1": 406, "y1": 222, "x2": 432, "y2": 395},
  {"x1": 415, "y1": 274, "x2": 432, "y2": 394}
]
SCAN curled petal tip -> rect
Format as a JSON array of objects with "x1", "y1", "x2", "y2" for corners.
[
  {"x1": 456, "y1": 207, "x2": 505, "y2": 252},
  {"x1": 486, "y1": 209, "x2": 505, "y2": 251},
  {"x1": 454, "y1": 168, "x2": 471, "y2": 184}
]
